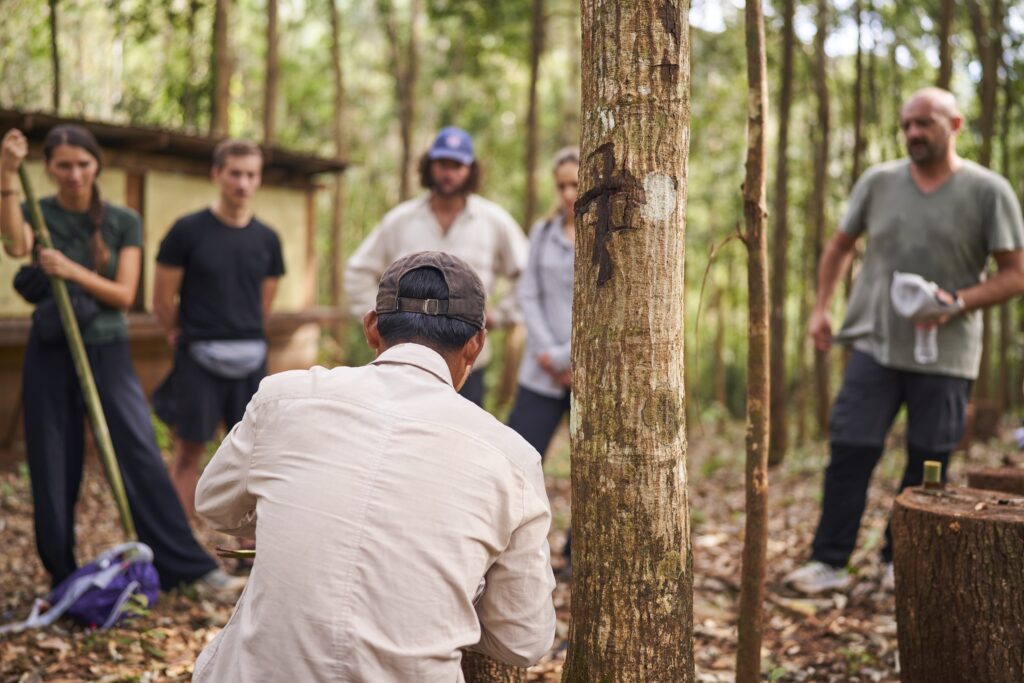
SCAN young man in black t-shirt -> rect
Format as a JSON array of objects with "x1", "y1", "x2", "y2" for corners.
[{"x1": 153, "y1": 139, "x2": 285, "y2": 516}]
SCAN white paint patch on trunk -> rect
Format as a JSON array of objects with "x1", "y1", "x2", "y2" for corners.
[
  {"x1": 638, "y1": 84, "x2": 651, "y2": 96},
  {"x1": 598, "y1": 107, "x2": 615, "y2": 132},
  {"x1": 642, "y1": 173, "x2": 676, "y2": 222}
]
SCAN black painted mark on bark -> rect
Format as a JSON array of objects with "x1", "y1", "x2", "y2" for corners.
[
  {"x1": 575, "y1": 142, "x2": 644, "y2": 286},
  {"x1": 658, "y1": 1, "x2": 679, "y2": 43}
]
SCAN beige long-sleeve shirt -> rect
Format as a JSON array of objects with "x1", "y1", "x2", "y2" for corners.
[
  {"x1": 344, "y1": 194, "x2": 529, "y2": 368},
  {"x1": 193, "y1": 343, "x2": 555, "y2": 682}
]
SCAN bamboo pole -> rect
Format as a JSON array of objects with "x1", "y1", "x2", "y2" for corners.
[{"x1": 19, "y1": 166, "x2": 136, "y2": 540}]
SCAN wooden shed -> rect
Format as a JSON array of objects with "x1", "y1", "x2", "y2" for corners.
[{"x1": 0, "y1": 110, "x2": 346, "y2": 451}]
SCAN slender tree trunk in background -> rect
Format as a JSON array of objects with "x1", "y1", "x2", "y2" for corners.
[
  {"x1": 211, "y1": 0, "x2": 232, "y2": 137},
  {"x1": 811, "y1": 0, "x2": 831, "y2": 438},
  {"x1": 735, "y1": 0, "x2": 770, "y2": 678},
  {"x1": 523, "y1": 0, "x2": 545, "y2": 229},
  {"x1": 851, "y1": 0, "x2": 865, "y2": 186},
  {"x1": 998, "y1": 72, "x2": 1013, "y2": 412},
  {"x1": 182, "y1": 0, "x2": 202, "y2": 124},
  {"x1": 768, "y1": 0, "x2": 795, "y2": 468},
  {"x1": 967, "y1": 0, "x2": 1003, "y2": 401},
  {"x1": 49, "y1": 0, "x2": 60, "y2": 111},
  {"x1": 379, "y1": 0, "x2": 422, "y2": 202},
  {"x1": 888, "y1": 41, "x2": 903, "y2": 161},
  {"x1": 564, "y1": 0, "x2": 581, "y2": 145},
  {"x1": 866, "y1": 0, "x2": 879, "y2": 163},
  {"x1": 263, "y1": 0, "x2": 279, "y2": 144},
  {"x1": 564, "y1": 1, "x2": 694, "y2": 680},
  {"x1": 328, "y1": 0, "x2": 347, "y2": 343},
  {"x1": 936, "y1": 0, "x2": 955, "y2": 89}
]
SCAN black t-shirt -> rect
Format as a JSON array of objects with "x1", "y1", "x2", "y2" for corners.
[{"x1": 157, "y1": 209, "x2": 285, "y2": 341}]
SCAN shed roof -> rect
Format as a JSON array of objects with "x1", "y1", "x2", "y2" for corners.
[{"x1": 0, "y1": 109, "x2": 347, "y2": 177}]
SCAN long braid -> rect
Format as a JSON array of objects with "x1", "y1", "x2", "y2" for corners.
[{"x1": 88, "y1": 182, "x2": 109, "y2": 272}]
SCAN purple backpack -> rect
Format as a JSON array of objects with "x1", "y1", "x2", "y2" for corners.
[{"x1": 0, "y1": 542, "x2": 160, "y2": 633}]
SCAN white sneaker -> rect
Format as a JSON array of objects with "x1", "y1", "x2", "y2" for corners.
[
  {"x1": 782, "y1": 561, "x2": 851, "y2": 595},
  {"x1": 881, "y1": 562, "x2": 895, "y2": 592},
  {"x1": 195, "y1": 569, "x2": 247, "y2": 601}
]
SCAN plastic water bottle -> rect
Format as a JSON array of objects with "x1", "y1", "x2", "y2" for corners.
[{"x1": 914, "y1": 324, "x2": 938, "y2": 364}]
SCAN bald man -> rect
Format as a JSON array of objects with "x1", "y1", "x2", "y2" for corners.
[{"x1": 783, "y1": 88, "x2": 1024, "y2": 595}]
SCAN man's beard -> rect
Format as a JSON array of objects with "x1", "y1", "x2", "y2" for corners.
[
  {"x1": 432, "y1": 175, "x2": 472, "y2": 198},
  {"x1": 906, "y1": 137, "x2": 944, "y2": 166}
]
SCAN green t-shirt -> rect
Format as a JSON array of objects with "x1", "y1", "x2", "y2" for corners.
[
  {"x1": 23, "y1": 197, "x2": 143, "y2": 344},
  {"x1": 836, "y1": 159, "x2": 1024, "y2": 379}
]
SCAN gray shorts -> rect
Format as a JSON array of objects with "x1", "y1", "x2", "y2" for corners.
[{"x1": 829, "y1": 350, "x2": 971, "y2": 453}]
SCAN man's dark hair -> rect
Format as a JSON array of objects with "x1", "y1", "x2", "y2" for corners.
[
  {"x1": 376, "y1": 267, "x2": 480, "y2": 354},
  {"x1": 213, "y1": 139, "x2": 264, "y2": 169},
  {"x1": 417, "y1": 153, "x2": 482, "y2": 194}
]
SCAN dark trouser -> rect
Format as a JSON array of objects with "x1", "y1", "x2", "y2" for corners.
[
  {"x1": 810, "y1": 351, "x2": 970, "y2": 568},
  {"x1": 153, "y1": 345, "x2": 265, "y2": 445},
  {"x1": 507, "y1": 385, "x2": 571, "y2": 459},
  {"x1": 23, "y1": 332, "x2": 217, "y2": 589},
  {"x1": 458, "y1": 368, "x2": 487, "y2": 407},
  {"x1": 508, "y1": 384, "x2": 572, "y2": 559}
]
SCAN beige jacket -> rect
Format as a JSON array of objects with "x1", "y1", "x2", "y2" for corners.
[
  {"x1": 344, "y1": 194, "x2": 529, "y2": 368},
  {"x1": 193, "y1": 344, "x2": 555, "y2": 682}
]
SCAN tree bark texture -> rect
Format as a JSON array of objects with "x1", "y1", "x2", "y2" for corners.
[
  {"x1": 379, "y1": 0, "x2": 421, "y2": 202},
  {"x1": 211, "y1": 0, "x2": 232, "y2": 137},
  {"x1": 892, "y1": 486, "x2": 1024, "y2": 683},
  {"x1": 460, "y1": 650, "x2": 526, "y2": 683},
  {"x1": 564, "y1": 1, "x2": 694, "y2": 680},
  {"x1": 328, "y1": 0, "x2": 347, "y2": 339},
  {"x1": 49, "y1": 0, "x2": 60, "y2": 112},
  {"x1": 735, "y1": 0, "x2": 770, "y2": 680},
  {"x1": 768, "y1": 0, "x2": 795, "y2": 467},
  {"x1": 936, "y1": 0, "x2": 955, "y2": 90},
  {"x1": 965, "y1": 467, "x2": 1024, "y2": 495},
  {"x1": 263, "y1": 0, "x2": 279, "y2": 144},
  {"x1": 811, "y1": 0, "x2": 831, "y2": 438},
  {"x1": 523, "y1": 0, "x2": 545, "y2": 229}
]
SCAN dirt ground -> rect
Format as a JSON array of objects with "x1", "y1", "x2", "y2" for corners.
[{"x1": 0, "y1": 416, "x2": 1018, "y2": 682}]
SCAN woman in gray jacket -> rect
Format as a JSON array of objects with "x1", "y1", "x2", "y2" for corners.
[{"x1": 507, "y1": 147, "x2": 578, "y2": 458}]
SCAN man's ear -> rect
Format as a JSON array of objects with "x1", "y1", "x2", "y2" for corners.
[
  {"x1": 462, "y1": 329, "x2": 486, "y2": 368},
  {"x1": 363, "y1": 311, "x2": 384, "y2": 355},
  {"x1": 949, "y1": 114, "x2": 964, "y2": 134}
]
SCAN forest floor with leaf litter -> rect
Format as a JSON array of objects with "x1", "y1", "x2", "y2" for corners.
[{"x1": 0, "y1": 417, "x2": 1017, "y2": 682}]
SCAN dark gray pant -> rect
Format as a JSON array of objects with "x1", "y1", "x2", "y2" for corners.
[
  {"x1": 810, "y1": 351, "x2": 970, "y2": 568},
  {"x1": 507, "y1": 385, "x2": 571, "y2": 459},
  {"x1": 23, "y1": 333, "x2": 217, "y2": 589}
]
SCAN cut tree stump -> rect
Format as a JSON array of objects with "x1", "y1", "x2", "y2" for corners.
[
  {"x1": 892, "y1": 486, "x2": 1024, "y2": 683},
  {"x1": 460, "y1": 651, "x2": 526, "y2": 683},
  {"x1": 966, "y1": 467, "x2": 1024, "y2": 496}
]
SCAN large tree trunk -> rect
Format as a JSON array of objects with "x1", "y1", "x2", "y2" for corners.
[
  {"x1": 892, "y1": 486, "x2": 1024, "y2": 683},
  {"x1": 811, "y1": 0, "x2": 831, "y2": 438},
  {"x1": 767, "y1": 0, "x2": 795, "y2": 468},
  {"x1": 563, "y1": 1, "x2": 694, "y2": 680},
  {"x1": 461, "y1": 651, "x2": 526, "y2": 683},
  {"x1": 735, "y1": 0, "x2": 770, "y2": 679},
  {"x1": 210, "y1": 0, "x2": 232, "y2": 137},
  {"x1": 328, "y1": 0, "x2": 347, "y2": 343},
  {"x1": 936, "y1": 0, "x2": 955, "y2": 89},
  {"x1": 523, "y1": 0, "x2": 544, "y2": 229},
  {"x1": 263, "y1": 0, "x2": 279, "y2": 144},
  {"x1": 49, "y1": 0, "x2": 60, "y2": 111},
  {"x1": 379, "y1": 0, "x2": 421, "y2": 202}
]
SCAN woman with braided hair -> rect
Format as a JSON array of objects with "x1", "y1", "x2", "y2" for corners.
[{"x1": 0, "y1": 125, "x2": 240, "y2": 596}]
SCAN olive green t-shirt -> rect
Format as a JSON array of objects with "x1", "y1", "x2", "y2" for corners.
[
  {"x1": 23, "y1": 197, "x2": 143, "y2": 344},
  {"x1": 835, "y1": 159, "x2": 1024, "y2": 379}
]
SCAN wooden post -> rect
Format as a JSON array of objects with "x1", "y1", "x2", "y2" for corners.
[{"x1": 892, "y1": 485, "x2": 1024, "y2": 683}]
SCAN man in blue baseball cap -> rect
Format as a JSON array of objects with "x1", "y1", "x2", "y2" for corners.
[{"x1": 346, "y1": 126, "x2": 528, "y2": 407}]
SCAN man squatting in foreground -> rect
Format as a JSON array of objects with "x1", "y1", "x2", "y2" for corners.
[{"x1": 192, "y1": 252, "x2": 556, "y2": 681}]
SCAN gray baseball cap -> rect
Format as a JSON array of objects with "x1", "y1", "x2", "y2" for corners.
[{"x1": 375, "y1": 251, "x2": 486, "y2": 329}]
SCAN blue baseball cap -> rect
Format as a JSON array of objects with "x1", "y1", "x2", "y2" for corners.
[{"x1": 427, "y1": 127, "x2": 474, "y2": 166}]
